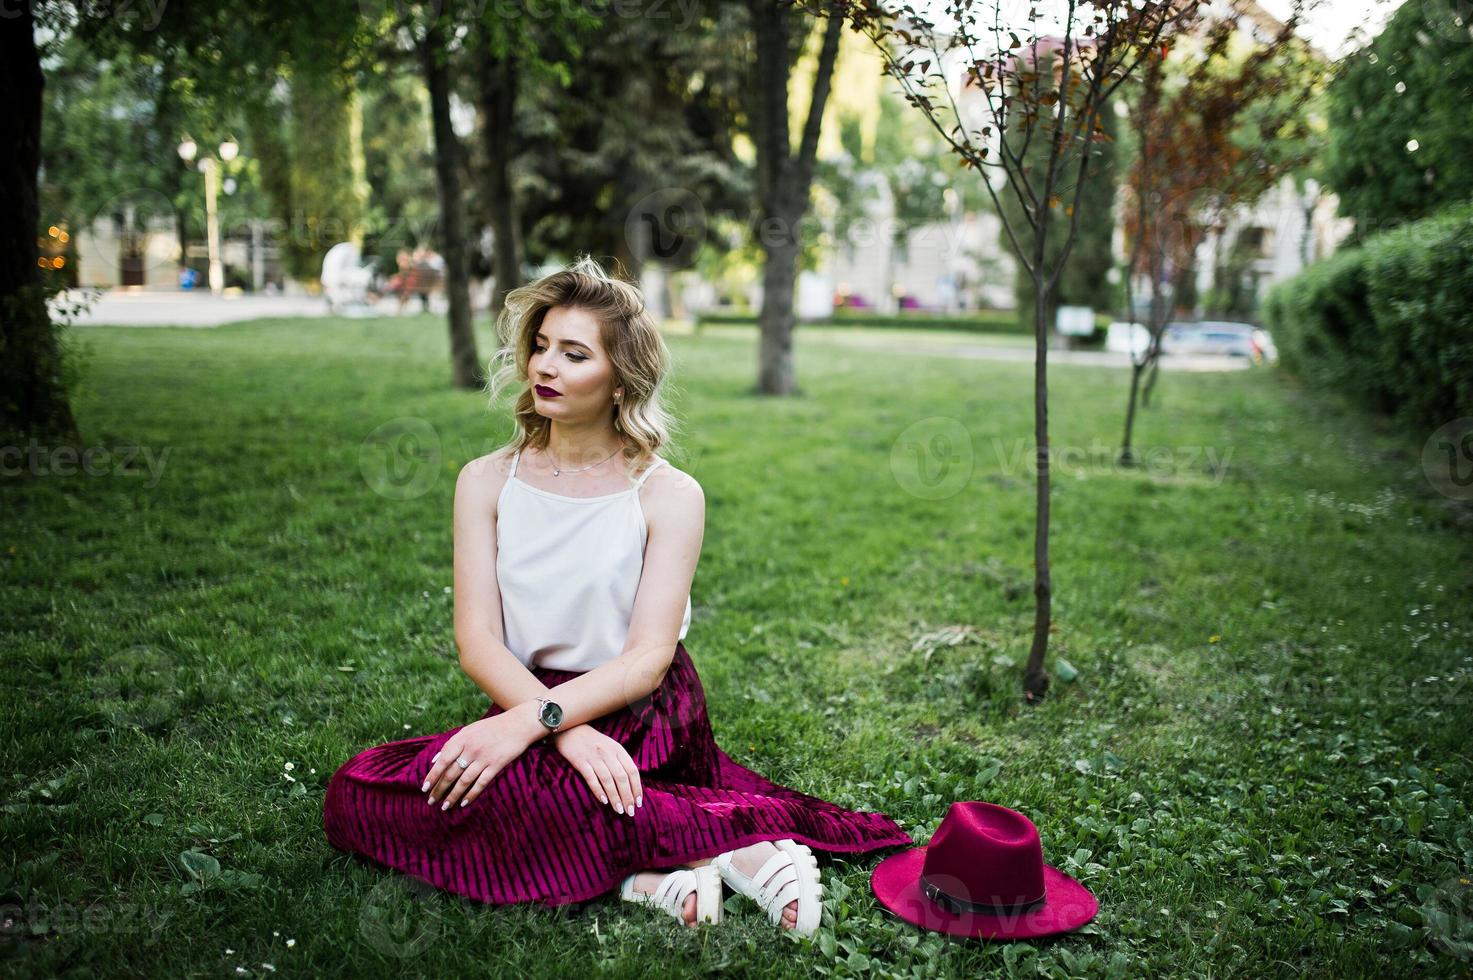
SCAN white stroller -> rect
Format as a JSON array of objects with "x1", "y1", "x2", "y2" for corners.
[{"x1": 320, "y1": 242, "x2": 378, "y2": 316}]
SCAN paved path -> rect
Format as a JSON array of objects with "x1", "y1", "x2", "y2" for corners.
[
  {"x1": 54, "y1": 289, "x2": 437, "y2": 327},
  {"x1": 59, "y1": 293, "x2": 1253, "y2": 372},
  {"x1": 800, "y1": 331, "x2": 1252, "y2": 372}
]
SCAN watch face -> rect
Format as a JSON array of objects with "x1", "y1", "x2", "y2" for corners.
[{"x1": 540, "y1": 701, "x2": 563, "y2": 728}]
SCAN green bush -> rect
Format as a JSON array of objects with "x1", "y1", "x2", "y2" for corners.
[{"x1": 1262, "y1": 202, "x2": 1473, "y2": 432}]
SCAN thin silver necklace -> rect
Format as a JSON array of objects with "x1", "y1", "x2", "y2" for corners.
[{"x1": 548, "y1": 445, "x2": 622, "y2": 477}]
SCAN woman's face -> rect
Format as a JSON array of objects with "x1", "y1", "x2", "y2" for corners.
[{"x1": 528, "y1": 305, "x2": 618, "y2": 425}]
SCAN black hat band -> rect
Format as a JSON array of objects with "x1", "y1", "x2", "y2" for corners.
[{"x1": 920, "y1": 875, "x2": 1046, "y2": 917}]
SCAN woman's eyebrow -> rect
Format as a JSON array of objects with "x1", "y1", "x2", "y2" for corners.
[{"x1": 535, "y1": 332, "x2": 592, "y2": 352}]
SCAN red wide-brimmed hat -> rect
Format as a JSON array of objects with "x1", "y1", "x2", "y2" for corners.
[{"x1": 871, "y1": 801, "x2": 1099, "y2": 940}]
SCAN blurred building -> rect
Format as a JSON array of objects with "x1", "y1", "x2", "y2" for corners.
[
  {"x1": 805, "y1": 1, "x2": 1354, "y2": 322},
  {"x1": 821, "y1": 185, "x2": 1015, "y2": 314},
  {"x1": 69, "y1": 207, "x2": 281, "y2": 291}
]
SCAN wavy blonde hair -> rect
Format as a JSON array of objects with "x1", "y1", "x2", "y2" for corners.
[{"x1": 483, "y1": 254, "x2": 683, "y2": 480}]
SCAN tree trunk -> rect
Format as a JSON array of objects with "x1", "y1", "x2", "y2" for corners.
[
  {"x1": 750, "y1": 2, "x2": 843, "y2": 396},
  {"x1": 614, "y1": 169, "x2": 648, "y2": 285},
  {"x1": 1120, "y1": 263, "x2": 1160, "y2": 463},
  {"x1": 476, "y1": 27, "x2": 523, "y2": 324},
  {"x1": 758, "y1": 235, "x2": 801, "y2": 393},
  {"x1": 1, "y1": 6, "x2": 79, "y2": 447},
  {"x1": 421, "y1": 20, "x2": 482, "y2": 389},
  {"x1": 1021, "y1": 266, "x2": 1053, "y2": 702}
]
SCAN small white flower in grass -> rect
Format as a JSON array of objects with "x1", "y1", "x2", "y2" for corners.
[
  {"x1": 309, "y1": 769, "x2": 316, "y2": 774},
  {"x1": 1407, "y1": 138, "x2": 1420, "y2": 152},
  {"x1": 226, "y1": 948, "x2": 235, "y2": 954},
  {"x1": 236, "y1": 968, "x2": 247, "y2": 976},
  {"x1": 262, "y1": 965, "x2": 276, "y2": 973},
  {"x1": 284, "y1": 762, "x2": 294, "y2": 772},
  {"x1": 286, "y1": 939, "x2": 295, "y2": 948},
  {"x1": 272, "y1": 931, "x2": 279, "y2": 937},
  {"x1": 404, "y1": 724, "x2": 411, "y2": 730},
  {"x1": 443, "y1": 586, "x2": 452, "y2": 594}
]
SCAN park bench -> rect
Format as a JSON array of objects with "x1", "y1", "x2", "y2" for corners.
[{"x1": 400, "y1": 263, "x2": 445, "y2": 297}]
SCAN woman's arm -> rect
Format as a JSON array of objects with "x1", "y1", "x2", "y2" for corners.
[
  {"x1": 452, "y1": 453, "x2": 554, "y2": 744},
  {"x1": 534, "y1": 465, "x2": 705, "y2": 731}
]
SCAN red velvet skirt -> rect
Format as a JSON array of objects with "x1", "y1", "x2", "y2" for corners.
[{"x1": 322, "y1": 641, "x2": 914, "y2": 906}]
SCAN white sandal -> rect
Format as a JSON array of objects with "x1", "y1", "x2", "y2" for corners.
[
  {"x1": 619, "y1": 865, "x2": 723, "y2": 927},
  {"x1": 711, "y1": 838, "x2": 824, "y2": 937}
]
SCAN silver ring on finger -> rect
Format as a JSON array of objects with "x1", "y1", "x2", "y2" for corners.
[{"x1": 456, "y1": 756, "x2": 471, "y2": 769}]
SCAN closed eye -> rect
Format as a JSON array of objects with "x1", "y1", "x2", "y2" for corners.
[{"x1": 532, "y1": 343, "x2": 586, "y2": 362}]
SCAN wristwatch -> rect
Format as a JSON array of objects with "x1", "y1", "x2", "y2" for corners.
[{"x1": 534, "y1": 696, "x2": 564, "y2": 737}]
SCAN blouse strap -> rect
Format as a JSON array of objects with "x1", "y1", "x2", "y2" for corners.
[
  {"x1": 509, "y1": 449, "x2": 520, "y2": 478},
  {"x1": 632, "y1": 456, "x2": 667, "y2": 490}
]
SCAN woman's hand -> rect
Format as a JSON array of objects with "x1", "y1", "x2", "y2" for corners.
[
  {"x1": 551, "y1": 724, "x2": 643, "y2": 817},
  {"x1": 421, "y1": 713, "x2": 535, "y2": 811}
]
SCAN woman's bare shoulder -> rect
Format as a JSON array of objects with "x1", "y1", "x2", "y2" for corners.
[
  {"x1": 457, "y1": 447, "x2": 518, "y2": 514},
  {"x1": 639, "y1": 459, "x2": 704, "y2": 529}
]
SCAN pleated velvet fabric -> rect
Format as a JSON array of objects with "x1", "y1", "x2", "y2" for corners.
[{"x1": 322, "y1": 641, "x2": 914, "y2": 907}]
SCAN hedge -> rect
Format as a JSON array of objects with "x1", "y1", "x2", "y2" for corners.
[{"x1": 1261, "y1": 202, "x2": 1473, "y2": 434}]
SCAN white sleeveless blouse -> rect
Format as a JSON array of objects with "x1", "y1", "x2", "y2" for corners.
[{"x1": 495, "y1": 449, "x2": 692, "y2": 672}]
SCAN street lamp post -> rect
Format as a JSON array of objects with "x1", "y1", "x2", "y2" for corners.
[{"x1": 177, "y1": 137, "x2": 239, "y2": 296}]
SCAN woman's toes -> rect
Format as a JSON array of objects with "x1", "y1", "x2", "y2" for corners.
[
  {"x1": 783, "y1": 900, "x2": 797, "y2": 926},
  {"x1": 684, "y1": 892, "x2": 698, "y2": 926}
]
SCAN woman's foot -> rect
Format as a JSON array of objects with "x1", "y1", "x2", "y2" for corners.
[
  {"x1": 627, "y1": 870, "x2": 700, "y2": 926},
  {"x1": 714, "y1": 841, "x2": 802, "y2": 929}
]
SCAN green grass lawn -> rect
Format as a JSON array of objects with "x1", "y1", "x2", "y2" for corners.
[{"x1": 4, "y1": 313, "x2": 1471, "y2": 978}]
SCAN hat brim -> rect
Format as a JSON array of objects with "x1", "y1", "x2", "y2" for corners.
[{"x1": 870, "y1": 846, "x2": 1098, "y2": 940}]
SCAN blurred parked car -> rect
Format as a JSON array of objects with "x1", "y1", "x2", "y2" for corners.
[{"x1": 1159, "y1": 321, "x2": 1278, "y2": 364}]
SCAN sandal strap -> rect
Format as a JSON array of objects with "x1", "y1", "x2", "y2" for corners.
[
  {"x1": 762, "y1": 881, "x2": 803, "y2": 925},
  {"x1": 714, "y1": 840, "x2": 824, "y2": 933},
  {"x1": 758, "y1": 863, "x2": 800, "y2": 910},
  {"x1": 750, "y1": 851, "x2": 793, "y2": 893},
  {"x1": 653, "y1": 869, "x2": 695, "y2": 914},
  {"x1": 623, "y1": 869, "x2": 696, "y2": 919}
]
